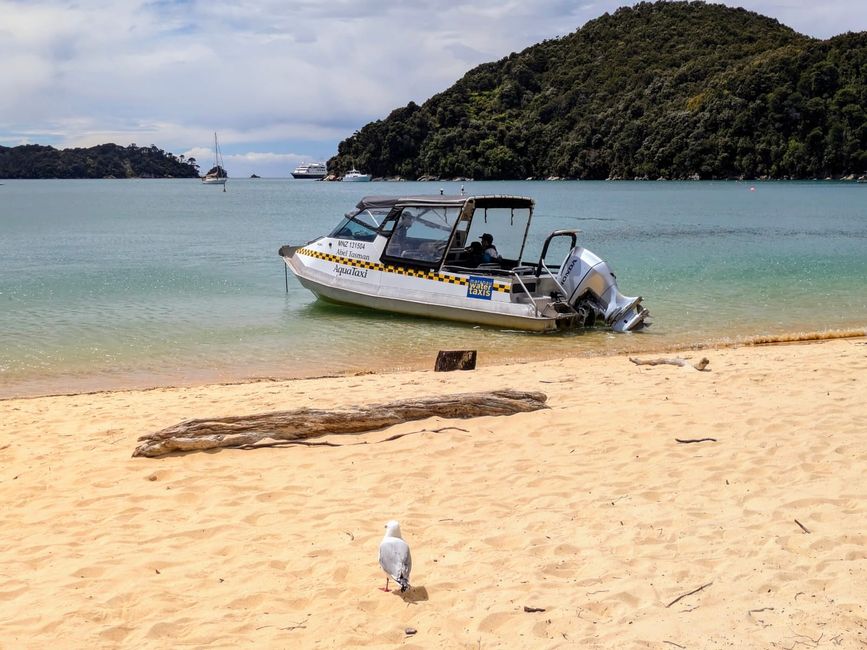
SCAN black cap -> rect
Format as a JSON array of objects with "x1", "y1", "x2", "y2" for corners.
[{"x1": 480, "y1": 233, "x2": 493, "y2": 242}]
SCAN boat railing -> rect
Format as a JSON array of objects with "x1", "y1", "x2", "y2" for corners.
[
  {"x1": 539, "y1": 260, "x2": 569, "y2": 298},
  {"x1": 509, "y1": 270, "x2": 541, "y2": 317},
  {"x1": 538, "y1": 261, "x2": 580, "y2": 316}
]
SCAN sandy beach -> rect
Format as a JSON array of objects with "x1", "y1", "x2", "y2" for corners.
[{"x1": 1, "y1": 337, "x2": 865, "y2": 648}]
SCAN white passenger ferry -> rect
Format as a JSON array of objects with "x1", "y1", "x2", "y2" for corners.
[
  {"x1": 291, "y1": 162, "x2": 328, "y2": 179},
  {"x1": 279, "y1": 194, "x2": 649, "y2": 332}
]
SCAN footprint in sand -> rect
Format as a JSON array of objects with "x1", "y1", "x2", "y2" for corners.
[
  {"x1": 98, "y1": 625, "x2": 134, "y2": 644},
  {"x1": 477, "y1": 611, "x2": 513, "y2": 633},
  {"x1": 70, "y1": 564, "x2": 106, "y2": 579}
]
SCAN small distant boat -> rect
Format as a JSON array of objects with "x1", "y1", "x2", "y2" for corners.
[
  {"x1": 342, "y1": 169, "x2": 372, "y2": 182},
  {"x1": 292, "y1": 162, "x2": 328, "y2": 179},
  {"x1": 202, "y1": 132, "x2": 227, "y2": 186}
]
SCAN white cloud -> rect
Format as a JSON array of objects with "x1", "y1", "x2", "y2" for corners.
[{"x1": 0, "y1": 0, "x2": 865, "y2": 177}]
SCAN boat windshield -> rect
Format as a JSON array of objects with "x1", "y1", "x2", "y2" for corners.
[
  {"x1": 328, "y1": 208, "x2": 388, "y2": 242},
  {"x1": 384, "y1": 205, "x2": 460, "y2": 264},
  {"x1": 465, "y1": 205, "x2": 532, "y2": 261}
]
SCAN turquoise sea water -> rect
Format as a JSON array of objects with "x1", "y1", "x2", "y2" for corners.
[{"x1": 1, "y1": 178, "x2": 865, "y2": 398}]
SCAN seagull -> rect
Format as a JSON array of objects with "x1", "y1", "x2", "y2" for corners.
[{"x1": 378, "y1": 520, "x2": 412, "y2": 592}]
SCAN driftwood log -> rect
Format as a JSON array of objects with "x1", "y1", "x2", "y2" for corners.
[
  {"x1": 629, "y1": 356, "x2": 710, "y2": 371},
  {"x1": 133, "y1": 389, "x2": 548, "y2": 458}
]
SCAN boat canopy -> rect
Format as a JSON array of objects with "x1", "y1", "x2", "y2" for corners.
[
  {"x1": 351, "y1": 195, "x2": 533, "y2": 214},
  {"x1": 330, "y1": 195, "x2": 533, "y2": 271}
]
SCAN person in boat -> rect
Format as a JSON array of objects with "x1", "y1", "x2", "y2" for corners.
[
  {"x1": 387, "y1": 215, "x2": 414, "y2": 256},
  {"x1": 480, "y1": 233, "x2": 499, "y2": 263},
  {"x1": 464, "y1": 241, "x2": 484, "y2": 267}
]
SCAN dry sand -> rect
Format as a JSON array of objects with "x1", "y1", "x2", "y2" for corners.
[{"x1": 1, "y1": 338, "x2": 865, "y2": 648}]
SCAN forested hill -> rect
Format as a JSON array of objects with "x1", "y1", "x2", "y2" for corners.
[
  {"x1": 0, "y1": 143, "x2": 200, "y2": 179},
  {"x1": 329, "y1": 1, "x2": 867, "y2": 180}
]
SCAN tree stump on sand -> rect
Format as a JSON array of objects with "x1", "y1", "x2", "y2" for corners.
[
  {"x1": 434, "y1": 350, "x2": 477, "y2": 372},
  {"x1": 132, "y1": 389, "x2": 547, "y2": 458}
]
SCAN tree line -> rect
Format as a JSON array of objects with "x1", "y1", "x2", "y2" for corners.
[
  {"x1": 0, "y1": 143, "x2": 200, "y2": 179},
  {"x1": 329, "y1": 1, "x2": 867, "y2": 180}
]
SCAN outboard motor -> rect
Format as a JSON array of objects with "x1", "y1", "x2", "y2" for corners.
[{"x1": 545, "y1": 231, "x2": 648, "y2": 332}]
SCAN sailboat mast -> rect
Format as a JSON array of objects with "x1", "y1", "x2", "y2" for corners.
[{"x1": 202, "y1": 131, "x2": 227, "y2": 188}]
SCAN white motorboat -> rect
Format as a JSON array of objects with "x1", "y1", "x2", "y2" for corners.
[
  {"x1": 342, "y1": 169, "x2": 371, "y2": 182},
  {"x1": 279, "y1": 194, "x2": 649, "y2": 332},
  {"x1": 202, "y1": 132, "x2": 227, "y2": 186},
  {"x1": 292, "y1": 162, "x2": 328, "y2": 179}
]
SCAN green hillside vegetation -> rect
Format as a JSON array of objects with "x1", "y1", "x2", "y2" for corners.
[
  {"x1": 329, "y1": 1, "x2": 867, "y2": 180},
  {"x1": 0, "y1": 143, "x2": 200, "y2": 179}
]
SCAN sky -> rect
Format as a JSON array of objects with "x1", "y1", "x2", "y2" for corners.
[{"x1": 0, "y1": 1, "x2": 865, "y2": 178}]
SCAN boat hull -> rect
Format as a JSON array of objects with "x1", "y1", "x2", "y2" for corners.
[
  {"x1": 297, "y1": 274, "x2": 558, "y2": 331},
  {"x1": 291, "y1": 173, "x2": 326, "y2": 179},
  {"x1": 202, "y1": 177, "x2": 227, "y2": 185},
  {"x1": 284, "y1": 245, "x2": 560, "y2": 332}
]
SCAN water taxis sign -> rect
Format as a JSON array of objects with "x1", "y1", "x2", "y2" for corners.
[{"x1": 466, "y1": 276, "x2": 493, "y2": 300}]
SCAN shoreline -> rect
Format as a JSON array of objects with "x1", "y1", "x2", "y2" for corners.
[
  {"x1": 1, "y1": 336, "x2": 865, "y2": 647},
  {"x1": 2, "y1": 326, "x2": 864, "y2": 402}
]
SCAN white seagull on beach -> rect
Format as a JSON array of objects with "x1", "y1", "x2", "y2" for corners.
[{"x1": 378, "y1": 520, "x2": 412, "y2": 592}]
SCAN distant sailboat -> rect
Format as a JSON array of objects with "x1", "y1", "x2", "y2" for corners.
[{"x1": 202, "y1": 132, "x2": 227, "y2": 189}]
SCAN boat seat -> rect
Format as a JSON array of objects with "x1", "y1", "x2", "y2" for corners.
[
  {"x1": 511, "y1": 281, "x2": 538, "y2": 295},
  {"x1": 446, "y1": 249, "x2": 472, "y2": 264}
]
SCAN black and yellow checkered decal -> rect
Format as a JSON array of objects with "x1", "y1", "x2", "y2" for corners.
[{"x1": 297, "y1": 247, "x2": 511, "y2": 293}]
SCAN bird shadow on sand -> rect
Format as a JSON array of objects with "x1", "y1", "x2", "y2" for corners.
[{"x1": 396, "y1": 586, "x2": 429, "y2": 603}]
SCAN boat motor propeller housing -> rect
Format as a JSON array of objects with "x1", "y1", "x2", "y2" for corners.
[{"x1": 557, "y1": 245, "x2": 649, "y2": 332}]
